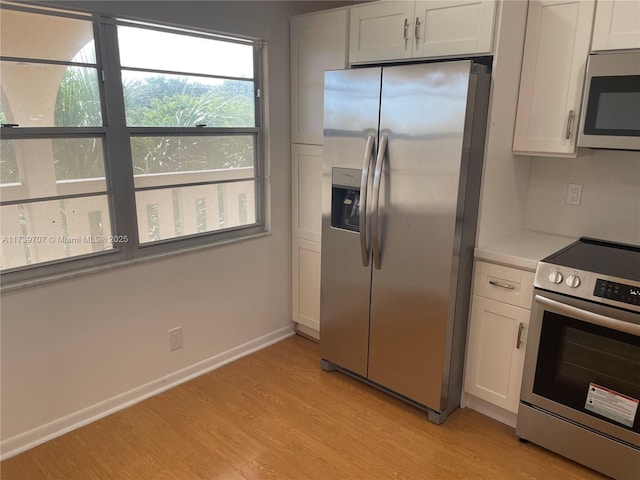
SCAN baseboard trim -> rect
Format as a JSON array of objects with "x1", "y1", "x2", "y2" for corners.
[
  {"x1": 0, "y1": 325, "x2": 295, "y2": 460},
  {"x1": 462, "y1": 393, "x2": 518, "y2": 428},
  {"x1": 294, "y1": 322, "x2": 319, "y2": 342}
]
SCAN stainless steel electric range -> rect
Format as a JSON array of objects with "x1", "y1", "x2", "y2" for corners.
[{"x1": 517, "y1": 237, "x2": 640, "y2": 480}]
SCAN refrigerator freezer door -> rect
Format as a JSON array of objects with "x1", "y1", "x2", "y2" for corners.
[
  {"x1": 367, "y1": 62, "x2": 472, "y2": 410},
  {"x1": 320, "y1": 68, "x2": 382, "y2": 377}
]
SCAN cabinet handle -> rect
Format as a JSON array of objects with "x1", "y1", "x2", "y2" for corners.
[
  {"x1": 565, "y1": 110, "x2": 575, "y2": 140},
  {"x1": 516, "y1": 322, "x2": 525, "y2": 349},
  {"x1": 489, "y1": 280, "x2": 515, "y2": 290},
  {"x1": 414, "y1": 17, "x2": 421, "y2": 46},
  {"x1": 403, "y1": 18, "x2": 409, "y2": 45}
]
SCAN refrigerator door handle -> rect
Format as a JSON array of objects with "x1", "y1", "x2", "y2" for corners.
[
  {"x1": 359, "y1": 134, "x2": 376, "y2": 266},
  {"x1": 372, "y1": 134, "x2": 388, "y2": 270}
]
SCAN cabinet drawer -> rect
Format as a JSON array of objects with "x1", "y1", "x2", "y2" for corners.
[{"x1": 473, "y1": 261, "x2": 534, "y2": 309}]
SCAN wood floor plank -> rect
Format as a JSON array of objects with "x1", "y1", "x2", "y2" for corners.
[{"x1": 1, "y1": 335, "x2": 608, "y2": 479}]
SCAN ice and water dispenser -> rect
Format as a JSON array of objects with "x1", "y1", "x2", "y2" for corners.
[{"x1": 331, "y1": 167, "x2": 361, "y2": 232}]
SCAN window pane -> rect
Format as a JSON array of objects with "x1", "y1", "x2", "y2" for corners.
[
  {"x1": 1, "y1": 62, "x2": 102, "y2": 127},
  {"x1": 135, "y1": 181, "x2": 256, "y2": 243},
  {"x1": 1, "y1": 140, "x2": 20, "y2": 185},
  {"x1": 131, "y1": 135, "x2": 254, "y2": 186},
  {"x1": 117, "y1": 26, "x2": 253, "y2": 78},
  {"x1": 0, "y1": 138, "x2": 106, "y2": 203},
  {"x1": 0, "y1": 196, "x2": 113, "y2": 270},
  {"x1": 122, "y1": 71, "x2": 254, "y2": 127},
  {"x1": 0, "y1": 9, "x2": 96, "y2": 63}
]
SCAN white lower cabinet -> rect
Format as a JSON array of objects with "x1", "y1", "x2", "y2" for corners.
[
  {"x1": 465, "y1": 296, "x2": 530, "y2": 412},
  {"x1": 292, "y1": 238, "x2": 321, "y2": 331},
  {"x1": 464, "y1": 261, "x2": 535, "y2": 414}
]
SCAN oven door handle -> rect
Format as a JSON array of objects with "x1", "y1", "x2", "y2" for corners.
[{"x1": 535, "y1": 295, "x2": 640, "y2": 336}]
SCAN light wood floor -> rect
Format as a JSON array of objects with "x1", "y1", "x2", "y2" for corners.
[{"x1": 1, "y1": 335, "x2": 607, "y2": 480}]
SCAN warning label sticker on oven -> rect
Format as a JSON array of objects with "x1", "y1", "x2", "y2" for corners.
[{"x1": 584, "y1": 383, "x2": 638, "y2": 428}]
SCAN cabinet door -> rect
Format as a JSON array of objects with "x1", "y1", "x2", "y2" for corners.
[
  {"x1": 291, "y1": 9, "x2": 348, "y2": 145},
  {"x1": 413, "y1": 0, "x2": 496, "y2": 58},
  {"x1": 292, "y1": 144, "x2": 323, "y2": 242},
  {"x1": 292, "y1": 238, "x2": 321, "y2": 331},
  {"x1": 512, "y1": 0, "x2": 595, "y2": 156},
  {"x1": 591, "y1": 0, "x2": 640, "y2": 51},
  {"x1": 349, "y1": 1, "x2": 415, "y2": 63},
  {"x1": 464, "y1": 296, "x2": 530, "y2": 413}
]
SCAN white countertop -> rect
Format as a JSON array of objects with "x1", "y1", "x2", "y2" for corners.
[{"x1": 474, "y1": 230, "x2": 577, "y2": 271}]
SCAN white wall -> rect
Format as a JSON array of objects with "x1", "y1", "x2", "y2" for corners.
[
  {"x1": 0, "y1": 0, "x2": 347, "y2": 458},
  {"x1": 524, "y1": 149, "x2": 640, "y2": 244},
  {"x1": 476, "y1": 0, "x2": 530, "y2": 246}
]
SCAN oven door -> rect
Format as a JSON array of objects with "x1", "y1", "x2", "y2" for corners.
[{"x1": 521, "y1": 290, "x2": 640, "y2": 448}]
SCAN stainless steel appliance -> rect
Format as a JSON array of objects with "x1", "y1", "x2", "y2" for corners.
[
  {"x1": 319, "y1": 61, "x2": 490, "y2": 424},
  {"x1": 577, "y1": 52, "x2": 640, "y2": 150},
  {"x1": 518, "y1": 238, "x2": 640, "y2": 480}
]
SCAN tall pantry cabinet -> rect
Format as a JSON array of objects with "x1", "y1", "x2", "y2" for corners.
[{"x1": 290, "y1": 9, "x2": 349, "y2": 338}]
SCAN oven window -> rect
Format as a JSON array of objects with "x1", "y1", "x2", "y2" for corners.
[
  {"x1": 583, "y1": 75, "x2": 640, "y2": 136},
  {"x1": 533, "y1": 311, "x2": 640, "y2": 433}
]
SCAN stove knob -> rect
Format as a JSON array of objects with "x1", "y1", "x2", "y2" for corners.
[
  {"x1": 566, "y1": 275, "x2": 581, "y2": 288},
  {"x1": 548, "y1": 271, "x2": 563, "y2": 284}
]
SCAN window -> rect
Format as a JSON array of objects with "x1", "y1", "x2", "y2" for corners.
[{"x1": 0, "y1": 4, "x2": 264, "y2": 283}]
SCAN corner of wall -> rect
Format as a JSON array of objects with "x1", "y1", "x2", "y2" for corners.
[{"x1": 477, "y1": 0, "x2": 530, "y2": 246}]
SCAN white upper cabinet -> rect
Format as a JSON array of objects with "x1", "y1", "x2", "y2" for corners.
[
  {"x1": 413, "y1": 0, "x2": 496, "y2": 58},
  {"x1": 349, "y1": 1, "x2": 415, "y2": 63},
  {"x1": 349, "y1": 0, "x2": 496, "y2": 64},
  {"x1": 513, "y1": 0, "x2": 595, "y2": 156},
  {"x1": 592, "y1": 0, "x2": 640, "y2": 51},
  {"x1": 291, "y1": 9, "x2": 348, "y2": 145}
]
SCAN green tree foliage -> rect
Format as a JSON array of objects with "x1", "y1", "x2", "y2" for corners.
[
  {"x1": 0, "y1": 139, "x2": 20, "y2": 184},
  {"x1": 125, "y1": 76, "x2": 255, "y2": 175},
  {"x1": 54, "y1": 66, "x2": 102, "y2": 127},
  {"x1": 53, "y1": 67, "x2": 256, "y2": 179},
  {"x1": 53, "y1": 65, "x2": 104, "y2": 180}
]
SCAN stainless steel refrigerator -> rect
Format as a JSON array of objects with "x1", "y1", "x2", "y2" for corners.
[{"x1": 320, "y1": 61, "x2": 490, "y2": 424}]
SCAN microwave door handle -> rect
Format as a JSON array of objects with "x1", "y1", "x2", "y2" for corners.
[
  {"x1": 534, "y1": 295, "x2": 640, "y2": 336},
  {"x1": 359, "y1": 135, "x2": 376, "y2": 266}
]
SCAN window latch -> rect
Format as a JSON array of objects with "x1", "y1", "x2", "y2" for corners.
[
  {"x1": 1, "y1": 123, "x2": 19, "y2": 128},
  {"x1": 195, "y1": 124, "x2": 207, "y2": 128}
]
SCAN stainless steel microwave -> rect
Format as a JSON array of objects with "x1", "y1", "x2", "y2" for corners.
[{"x1": 577, "y1": 52, "x2": 640, "y2": 150}]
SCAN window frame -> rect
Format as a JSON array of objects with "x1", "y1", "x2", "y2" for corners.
[{"x1": 0, "y1": 3, "x2": 266, "y2": 287}]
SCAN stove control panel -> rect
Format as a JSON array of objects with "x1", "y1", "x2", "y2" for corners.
[
  {"x1": 534, "y1": 261, "x2": 640, "y2": 313},
  {"x1": 595, "y1": 279, "x2": 640, "y2": 307}
]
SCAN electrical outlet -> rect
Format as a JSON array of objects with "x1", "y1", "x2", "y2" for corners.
[
  {"x1": 168, "y1": 327, "x2": 183, "y2": 351},
  {"x1": 566, "y1": 183, "x2": 582, "y2": 206}
]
